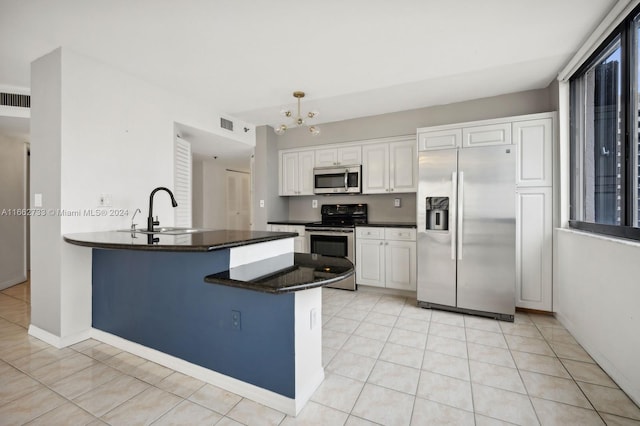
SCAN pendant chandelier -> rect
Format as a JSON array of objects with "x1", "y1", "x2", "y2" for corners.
[{"x1": 274, "y1": 91, "x2": 320, "y2": 136}]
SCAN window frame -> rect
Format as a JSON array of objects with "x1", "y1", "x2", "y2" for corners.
[{"x1": 569, "y1": 5, "x2": 640, "y2": 241}]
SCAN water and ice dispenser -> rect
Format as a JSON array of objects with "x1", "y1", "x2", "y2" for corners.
[{"x1": 425, "y1": 197, "x2": 449, "y2": 231}]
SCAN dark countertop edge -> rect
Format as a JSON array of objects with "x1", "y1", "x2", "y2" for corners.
[
  {"x1": 63, "y1": 233, "x2": 298, "y2": 252},
  {"x1": 269, "y1": 220, "x2": 417, "y2": 228},
  {"x1": 356, "y1": 223, "x2": 417, "y2": 228},
  {"x1": 204, "y1": 270, "x2": 355, "y2": 294},
  {"x1": 267, "y1": 220, "x2": 316, "y2": 226}
]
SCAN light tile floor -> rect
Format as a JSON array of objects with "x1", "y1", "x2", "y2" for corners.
[{"x1": 1, "y1": 280, "x2": 640, "y2": 425}]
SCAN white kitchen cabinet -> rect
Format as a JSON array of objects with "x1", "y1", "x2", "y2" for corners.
[
  {"x1": 362, "y1": 139, "x2": 417, "y2": 194},
  {"x1": 355, "y1": 237, "x2": 386, "y2": 287},
  {"x1": 516, "y1": 187, "x2": 552, "y2": 311},
  {"x1": 279, "y1": 150, "x2": 315, "y2": 196},
  {"x1": 362, "y1": 143, "x2": 389, "y2": 194},
  {"x1": 462, "y1": 122, "x2": 512, "y2": 147},
  {"x1": 389, "y1": 139, "x2": 418, "y2": 193},
  {"x1": 268, "y1": 224, "x2": 308, "y2": 253},
  {"x1": 315, "y1": 146, "x2": 362, "y2": 167},
  {"x1": 418, "y1": 128, "x2": 461, "y2": 151},
  {"x1": 356, "y1": 227, "x2": 416, "y2": 290},
  {"x1": 514, "y1": 118, "x2": 553, "y2": 187}
]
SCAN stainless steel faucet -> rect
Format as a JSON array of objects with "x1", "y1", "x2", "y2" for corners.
[
  {"x1": 131, "y1": 208, "x2": 142, "y2": 231},
  {"x1": 147, "y1": 187, "x2": 178, "y2": 232}
]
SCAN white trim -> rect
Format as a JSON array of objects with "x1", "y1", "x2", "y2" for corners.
[
  {"x1": 28, "y1": 324, "x2": 91, "y2": 349},
  {"x1": 558, "y1": 0, "x2": 640, "y2": 81},
  {"x1": 90, "y1": 329, "x2": 300, "y2": 415},
  {"x1": 278, "y1": 134, "x2": 415, "y2": 155},
  {"x1": 555, "y1": 227, "x2": 640, "y2": 248},
  {"x1": 229, "y1": 238, "x2": 294, "y2": 268}
]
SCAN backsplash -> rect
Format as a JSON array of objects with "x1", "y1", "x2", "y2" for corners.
[{"x1": 287, "y1": 193, "x2": 417, "y2": 223}]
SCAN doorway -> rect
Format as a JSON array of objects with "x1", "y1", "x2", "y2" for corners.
[{"x1": 226, "y1": 169, "x2": 251, "y2": 230}]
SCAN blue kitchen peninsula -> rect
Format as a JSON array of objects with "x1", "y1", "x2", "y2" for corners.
[{"x1": 64, "y1": 229, "x2": 354, "y2": 416}]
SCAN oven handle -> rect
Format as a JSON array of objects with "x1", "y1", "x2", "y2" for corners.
[{"x1": 306, "y1": 229, "x2": 355, "y2": 235}]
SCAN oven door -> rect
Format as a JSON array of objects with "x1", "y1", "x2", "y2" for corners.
[
  {"x1": 307, "y1": 229, "x2": 356, "y2": 290},
  {"x1": 313, "y1": 166, "x2": 361, "y2": 194}
]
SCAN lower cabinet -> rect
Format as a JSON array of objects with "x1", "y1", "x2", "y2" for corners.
[
  {"x1": 516, "y1": 187, "x2": 552, "y2": 311},
  {"x1": 356, "y1": 227, "x2": 416, "y2": 291},
  {"x1": 267, "y1": 224, "x2": 307, "y2": 253}
]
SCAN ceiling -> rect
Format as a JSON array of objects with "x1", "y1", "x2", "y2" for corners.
[{"x1": 0, "y1": 0, "x2": 615, "y2": 140}]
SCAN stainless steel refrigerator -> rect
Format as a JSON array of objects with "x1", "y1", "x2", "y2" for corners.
[{"x1": 417, "y1": 144, "x2": 516, "y2": 321}]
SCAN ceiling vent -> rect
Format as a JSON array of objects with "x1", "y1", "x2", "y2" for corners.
[
  {"x1": 220, "y1": 117, "x2": 234, "y2": 131},
  {"x1": 1, "y1": 92, "x2": 30, "y2": 108}
]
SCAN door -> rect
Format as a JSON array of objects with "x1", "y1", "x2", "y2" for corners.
[
  {"x1": 226, "y1": 170, "x2": 251, "y2": 230},
  {"x1": 416, "y1": 149, "x2": 457, "y2": 305},
  {"x1": 297, "y1": 151, "x2": 315, "y2": 195},
  {"x1": 389, "y1": 139, "x2": 417, "y2": 193},
  {"x1": 281, "y1": 151, "x2": 299, "y2": 195},
  {"x1": 362, "y1": 143, "x2": 389, "y2": 193},
  {"x1": 456, "y1": 145, "x2": 516, "y2": 317},
  {"x1": 385, "y1": 240, "x2": 416, "y2": 291},
  {"x1": 356, "y1": 238, "x2": 385, "y2": 287}
]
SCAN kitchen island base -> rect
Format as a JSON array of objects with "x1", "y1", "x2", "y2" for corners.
[{"x1": 91, "y1": 246, "x2": 324, "y2": 416}]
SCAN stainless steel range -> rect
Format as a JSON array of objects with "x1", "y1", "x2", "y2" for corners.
[{"x1": 305, "y1": 204, "x2": 368, "y2": 291}]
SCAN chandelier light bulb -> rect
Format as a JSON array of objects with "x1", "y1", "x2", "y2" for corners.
[{"x1": 273, "y1": 91, "x2": 320, "y2": 136}]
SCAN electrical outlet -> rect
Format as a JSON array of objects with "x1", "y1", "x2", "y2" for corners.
[
  {"x1": 99, "y1": 193, "x2": 113, "y2": 207},
  {"x1": 312, "y1": 199, "x2": 318, "y2": 208},
  {"x1": 34, "y1": 193, "x2": 42, "y2": 207},
  {"x1": 394, "y1": 198, "x2": 401, "y2": 208},
  {"x1": 231, "y1": 310, "x2": 241, "y2": 330},
  {"x1": 259, "y1": 200, "x2": 265, "y2": 208}
]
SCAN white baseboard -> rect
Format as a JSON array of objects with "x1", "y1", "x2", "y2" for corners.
[
  {"x1": 91, "y1": 329, "x2": 300, "y2": 416},
  {"x1": 27, "y1": 325, "x2": 91, "y2": 349}
]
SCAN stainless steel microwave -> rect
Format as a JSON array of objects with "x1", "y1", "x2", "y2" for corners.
[{"x1": 313, "y1": 165, "x2": 362, "y2": 194}]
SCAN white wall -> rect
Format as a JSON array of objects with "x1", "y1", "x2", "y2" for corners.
[
  {"x1": 29, "y1": 47, "x2": 254, "y2": 345},
  {"x1": 555, "y1": 229, "x2": 640, "y2": 405},
  {"x1": 0, "y1": 135, "x2": 27, "y2": 289}
]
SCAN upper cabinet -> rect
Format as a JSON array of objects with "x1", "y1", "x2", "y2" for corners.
[
  {"x1": 418, "y1": 129, "x2": 461, "y2": 151},
  {"x1": 279, "y1": 150, "x2": 315, "y2": 196},
  {"x1": 462, "y1": 122, "x2": 511, "y2": 147},
  {"x1": 315, "y1": 146, "x2": 362, "y2": 167},
  {"x1": 513, "y1": 118, "x2": 553, "y2": 187},
  {"x1": 362, "y1": 138, "x2": 417, "y2": 194}
]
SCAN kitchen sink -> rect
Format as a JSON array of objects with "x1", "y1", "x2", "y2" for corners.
[{"x1": 117, "y1": 227, "x2": 205, "y2": 235}]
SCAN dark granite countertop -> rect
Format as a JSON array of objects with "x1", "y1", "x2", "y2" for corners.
[
  {"x1": 267, "y1": 220, "x2": 316, "y2": 226},
  {"x1": 205, "y1": 253, "x2": 354, "y2": 294},
  {"x1": 63, "y1": 229, "x2": 298, "y2": 252},
  {"x1": 357, "y1": 222, "x2": 417, "y2": 228}
]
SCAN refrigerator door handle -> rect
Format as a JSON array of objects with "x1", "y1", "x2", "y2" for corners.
[
  {"x1": 457, "y1": 171, "x2": 464, "y2": 260},
  {"x1": 451, "y1": 171, "x2": 457, "y2": 260}
]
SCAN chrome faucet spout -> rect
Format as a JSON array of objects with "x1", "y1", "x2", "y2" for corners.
[{"x1": 147, "y1": 187, "x2": 178, "y2": 232}]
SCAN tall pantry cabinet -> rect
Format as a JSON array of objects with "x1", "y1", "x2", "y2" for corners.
[{"x1": 417, "y1": 112, "x2": 555, "y2": 312}]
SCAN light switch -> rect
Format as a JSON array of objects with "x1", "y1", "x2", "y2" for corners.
[
  {"x1": 394, "y1": 198, "x2": 401, "y2": 208},
  {"x1": 260, "y1": 200, "x2": 265, "y2": 208},
  {"x1": 34, "y1": 193, "x2": 42, "y2": 207},
  {"x1": 312, "y1": 199, "x2": 318, "y2": 208}
]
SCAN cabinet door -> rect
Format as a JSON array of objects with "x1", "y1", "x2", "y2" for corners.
[
  {"x1": 280, "y1": 152, "x2": 299, "y2": 195},
  {"x1": 315, "y1": 148, "x2": 338, "y2": 167},
  {"x1": 385, "y1": 240, "x2": 416, "y2": 291},
  {"x1": 362, "y1": 143, "x2": 389, "y2": 194},
  {"x1": 516, "y1": 187, "x2": 552, "y2": 311},
  {"x1": 294, "y1": 236, "x2": 307, "y2": 253},
  {"x1": 462, "y1": 123, "x2": 511, "y2": 147},
  {"x1": 389, "y1": 139, "x2": 417, "y2": 193},
  {"x1": 297, "y1": 151, "x2": 315, "y2": 195},
  {"x1": 514, "y1": 118, "x2": 553, "y2": 187},
  {"x1": 418, "y1": 129, "x2": 461, "y2": 151},
  {"x1": 338, "y1": 146, "x2": 362, "y2": 165},
  {"x1": 356, "y1": 239, "x2": 385, "y2": 287}
]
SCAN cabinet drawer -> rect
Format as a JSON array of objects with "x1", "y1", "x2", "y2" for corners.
[
  {"x1": 356, "y1": 227, "x2": 384, "y2": 239},
  {"x1": 384, "y1": 228, "x2": 416, "y2": 241}
]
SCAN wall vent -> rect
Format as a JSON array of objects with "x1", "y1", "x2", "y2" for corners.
[
  {"x1": 0, "y1": 92, "x2": 30, "y2": 108},
  {"x1": 220, "y1": 117, "x2": 234, "y2": 131}
]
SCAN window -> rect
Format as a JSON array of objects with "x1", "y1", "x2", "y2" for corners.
[{"x1": 570, "y1": 7, "x2": 640, "y2": 240}]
